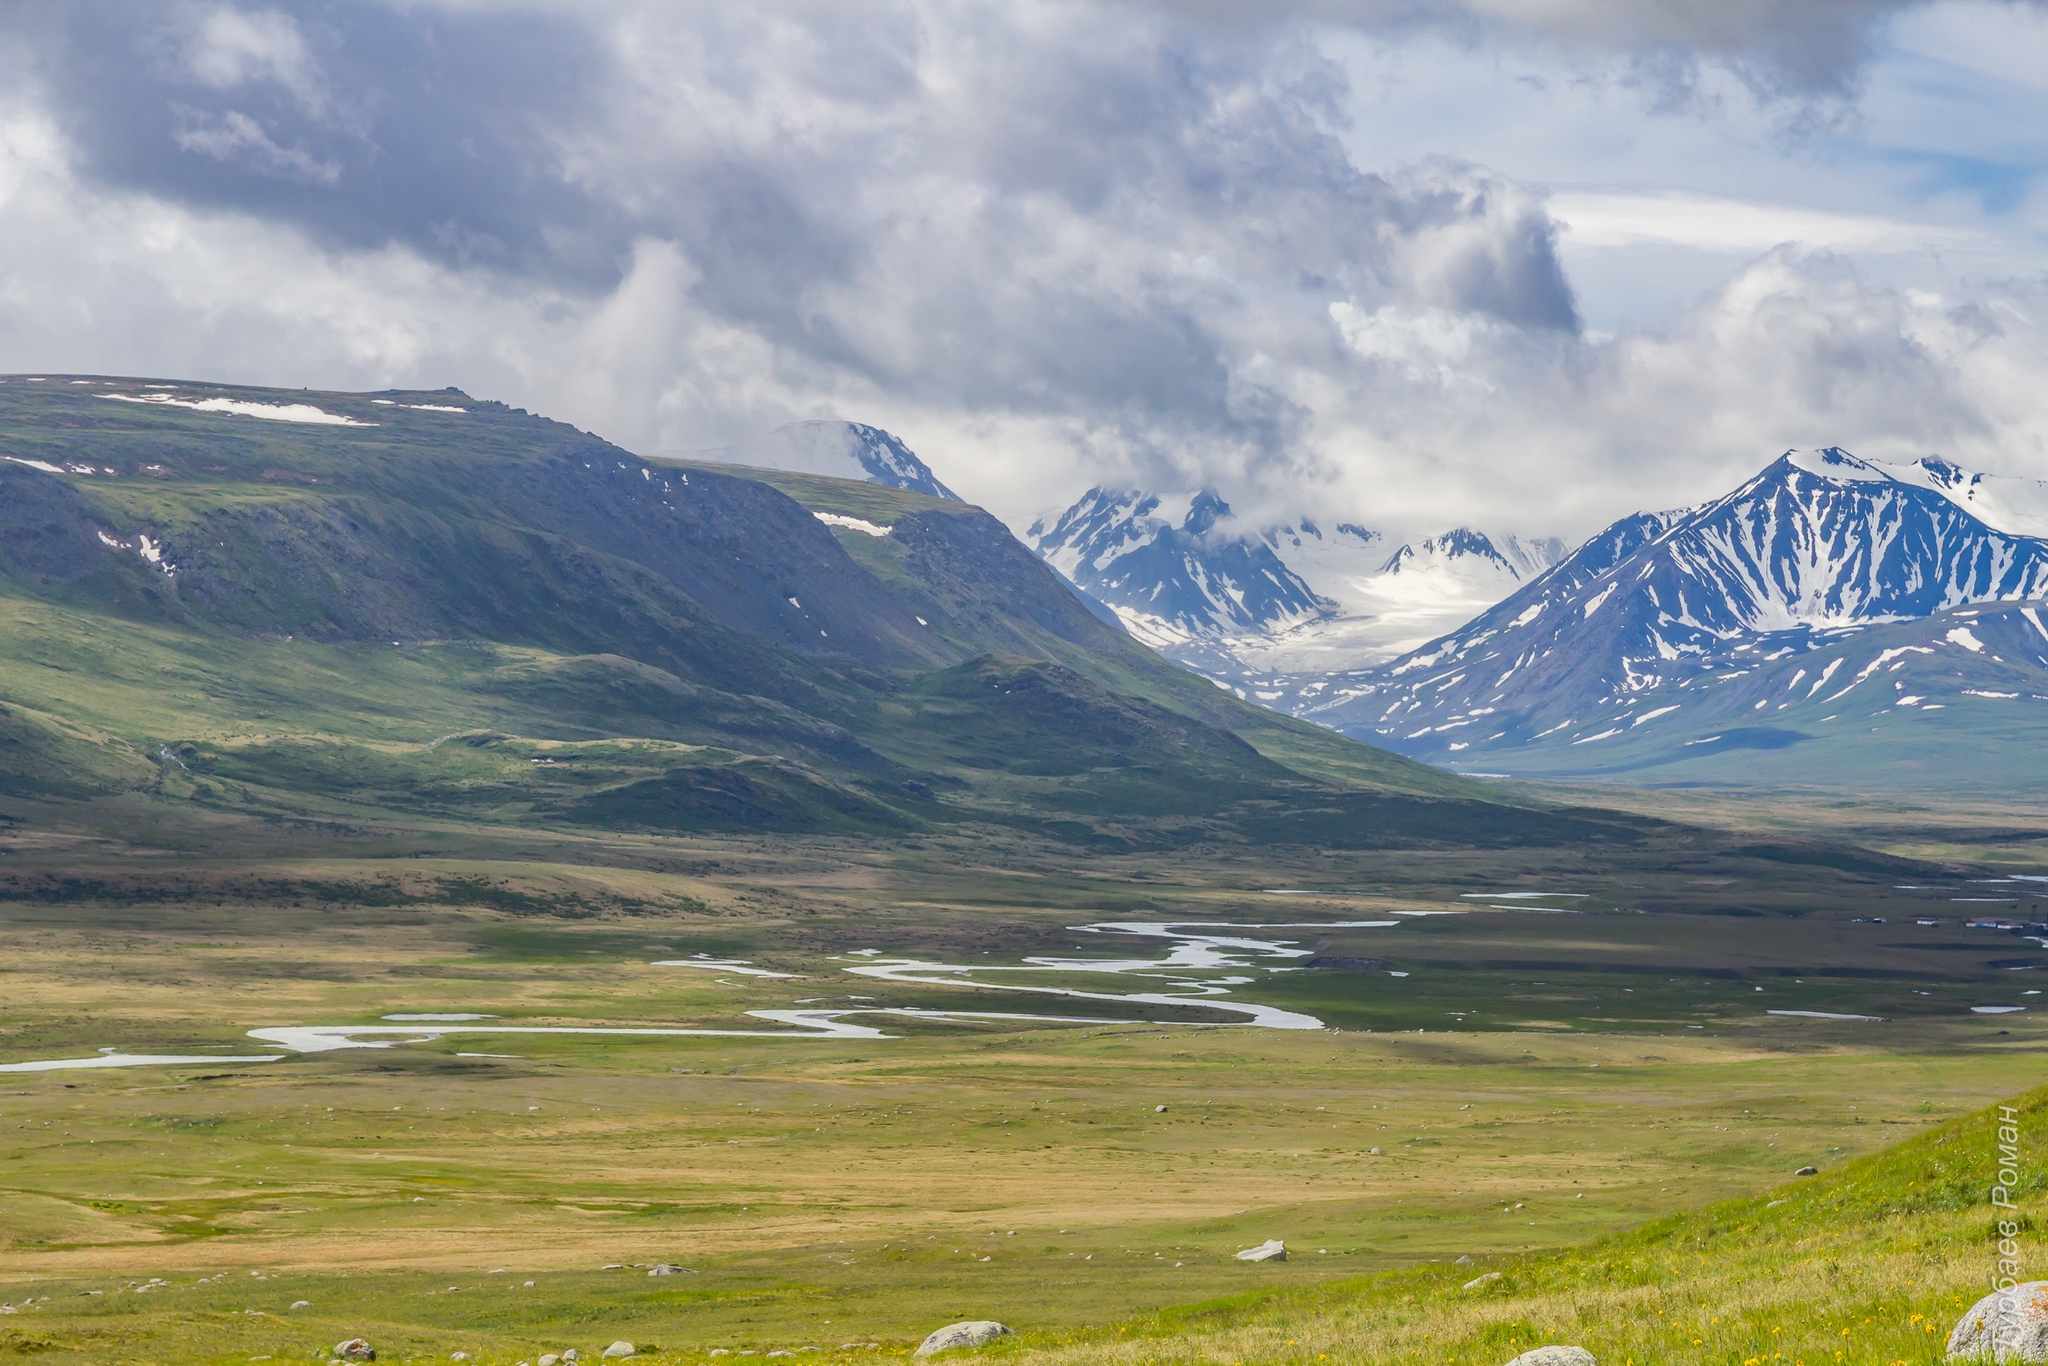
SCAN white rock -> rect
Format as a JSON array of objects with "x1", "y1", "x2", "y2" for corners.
[
  {"x1": 563, "y1": 1353, "x2": 581, "y2": 1363},
  {"x1": 451, "y1": 1355, "x2": 473, "y2": 1362},
  {"x1": 538, "y1": 1357, "x2": 560, "y2": 1366},
  {"x1": 603, "y1": 1343, "x2": 636, "y2": 1358},
  {"x1": 1234, "y1": 1240, "x2": 1286, "y2": 1262},
  {"x1": 649, "y1": 1264, "x2": 684, "y2": 1276},
  {"x1": 290, "y1": 1301, "x2": 313, "y2": 1309},
  {"x1": 334, "y1": 1341, "x2": 375, "y2": 1362},
  {"x1": 1462, "y1": 1272, "x2": 1503, "y2": 1290},
  {"x1": 1949, "y1": 1283, "x2": 2048, "y2": 1362},
  {"x1": 1503, "y1": 1349, "x2": 1596, "y2": 1366},
  {"x1": 913, "y1": 1321, "x2": 1013, "y2": 1356}
]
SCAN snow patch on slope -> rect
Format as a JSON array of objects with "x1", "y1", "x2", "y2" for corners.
[{"x1": 98, "y1": 393, "x2": 377, "y2": 426}]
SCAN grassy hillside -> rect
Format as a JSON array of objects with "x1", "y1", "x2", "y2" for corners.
[
  {"x1": 655, "y1": 457, "x2": 1473, "y2": 799},
  {"x1": 1027, "y1": 1079, "x2": 2042, "y2": 1366},
  {"x1": 0, "y1": 376, "x2": 1619, "y2": 850}
]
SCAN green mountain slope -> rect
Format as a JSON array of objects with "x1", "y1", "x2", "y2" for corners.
[{"x1": 0, "y1": 375, "x2": 1630, "y2": 845}]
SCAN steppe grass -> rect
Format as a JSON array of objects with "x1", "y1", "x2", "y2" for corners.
[
  {"x1": 1023, "y1": 1078, "x2": 2046, "y2": 1366},
  {"x1": 2, "y1": 1056, "x2": 2036, "y2": 1364}
]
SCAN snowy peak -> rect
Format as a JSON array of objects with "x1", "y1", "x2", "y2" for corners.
[
  {"x1": 743, "y1": 420, "x2": 961, "y2": 500},
  {"x1": 1780, "y1": 446, "x2": 1892, "y2": 484},
  {"x1": 1679, "y1": 448, "x2": 2048, "y2": 630},
  {"x1": 1028, "y1": 487, "x2": 1174, "y2": 579},
  {"x1": 1753, "y1": 447, "x2": 2048, "y2": 538},
  {"x1": 1380, "y1": 528, "x2": 1565, "y2": 580},
  {"x1": 1313, "y1": 445, "x2": 2048, "y2": 769},
  {"x1": 1265, "y1": 521, "x2": 1377, "y2": 555},
  {"x1": 1028, "y1": 484, "x2": 1569, "y2": 679},
  {"x1": 1875, "y1": 454, "x2": 2048, "y2": 538},
  {"x1": 1028, "y1": 486, "x2": 1328, "y2": 647}
]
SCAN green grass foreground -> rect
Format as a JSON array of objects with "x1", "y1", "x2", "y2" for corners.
[
  {"x1": 2, "y1": 1079, "x2": 2039, "y2": 1365},
  {"x1": 1031, "y1": 1085, "x2": 2044, "y2": 1366}
]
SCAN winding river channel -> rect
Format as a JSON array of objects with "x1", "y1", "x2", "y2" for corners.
[{"x1": 0, "y1": 919, "x2": 1403, "y2": 1072}]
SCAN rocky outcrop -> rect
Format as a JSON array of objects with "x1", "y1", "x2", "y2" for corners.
[
  {"x1": 1949, "y1": 1282, "x2": 2048, "y2": 1362},
  {"x1": 1234, "y1": 1240, "x2": 1286, "y2": 1262},
  {"x1": 334, "y1": 1340, "x2": 375, "y2": 1362},
  {"x1": 913, "y1": 1322, "x2": 1012, "y2": 1356}
]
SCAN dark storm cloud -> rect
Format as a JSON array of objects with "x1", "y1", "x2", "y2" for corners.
[
  {"x1": 15, "y1": 2, "x2": 625, "y2": 282},
  {"x1": 16, "y1": 2, "x2": 1576, "y2": 359},
  {"x1": 9, "y1": 1, "x2": 2036, "y2": 536}
]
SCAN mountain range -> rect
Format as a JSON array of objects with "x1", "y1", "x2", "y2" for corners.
[
  {"x1": 0, "y1": 373, "x2": 1653, "y2": 851},
  {"x1": 1026, "y1": 487, "x2": 1565, "y2": 680},
  {"x1": 1308, "y1": 447, "x2": 2048, "y2": 789},
  {"x1": 14, "y1": 375, "x2": 2040, "y2": 801}
]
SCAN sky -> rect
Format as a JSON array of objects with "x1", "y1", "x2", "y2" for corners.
[{"x1": 3, "y1": 1, "x2": 2047, "y2": 544}]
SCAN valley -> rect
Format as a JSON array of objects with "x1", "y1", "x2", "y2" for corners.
[
  {"x1": 2, "y1": 378, "x2": 2046, "y2": 1365},
  {"x1": 0, "y1": 810, "x2": 2041, "y2": 1365}
]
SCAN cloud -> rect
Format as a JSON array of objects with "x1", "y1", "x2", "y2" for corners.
[
  {"x1": 1300, "y1": 246, "x2": 2048, "y2": 538},
  {"x1": 177, "y1": 6, "x2": 326, "y2": 110},
  {"x1": 0, "y1": 1, "x2": 2042, "y2": 552},
  {"x1": 171, "y1": 107, "x2": 341, "y2": 184},
  {"x1": 1548, "y1": 189, "x2": 2001, "y2": 255},
  {"x1": 1149, "y1": 0, "x2": 1992, "y2": 99}
]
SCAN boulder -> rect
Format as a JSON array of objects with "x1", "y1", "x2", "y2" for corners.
[
  {"x1": 913, "y1": 1321, "x2": 1013, "y2": 1356},
  {"x1": 1948, "y1": 1282, "x2": 2048, "y2": 1362},
  {"x1": 538, "y1": 1355, "x2": 560, "y2": 1365},
  {"x1": 1462, "y1": 1272, "x2": 1503, "y2": 1291},
  {"x1": 1795, "y1": 1166, "x2": 1818, "y2": 1176},
  {"x1": 650, "y1": 1265, "x2": 684, "y2": 1276},
  {"x1": 1234, "y1": 1240, "x2": 1286, "y2": 1262},
  {"x1": 451, "y1": 1355, "x2": 473, "y2": 1362},
  {"x1": 603, "y1": 1344, "x2": 636, "y2": 1359},
  {"x1": 1503, "y1": 1349, "x2": 1596, "y2": 1366},
  {"x1": 290, "y1": 1301, "x2": 313, "y2": 1309},
  {"x1": 335, "y1": 1341, "x2": 375, "y2": 1362}
]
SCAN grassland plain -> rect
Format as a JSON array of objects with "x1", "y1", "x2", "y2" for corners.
[{"x1": 1, "y1": 808, "x2": 2045, "y2": 1366}]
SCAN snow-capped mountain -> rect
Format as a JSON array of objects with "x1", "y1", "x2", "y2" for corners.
[
  {"x1": 1026, "y1": 485, "x2": 1564, "y2": 680},
  {"x1": 1236, "y1": 527, "x2": 1568, "y2": 676},
  {"x1": 1312, "y1": 447, "x2": 2048, "y2": 776},
  {"x1": 727, "y1": 420, "x2": 962, "y2": 500},
  {"x1": 1029, "y1": 489, "x2": 1332, "y2": 646}
]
